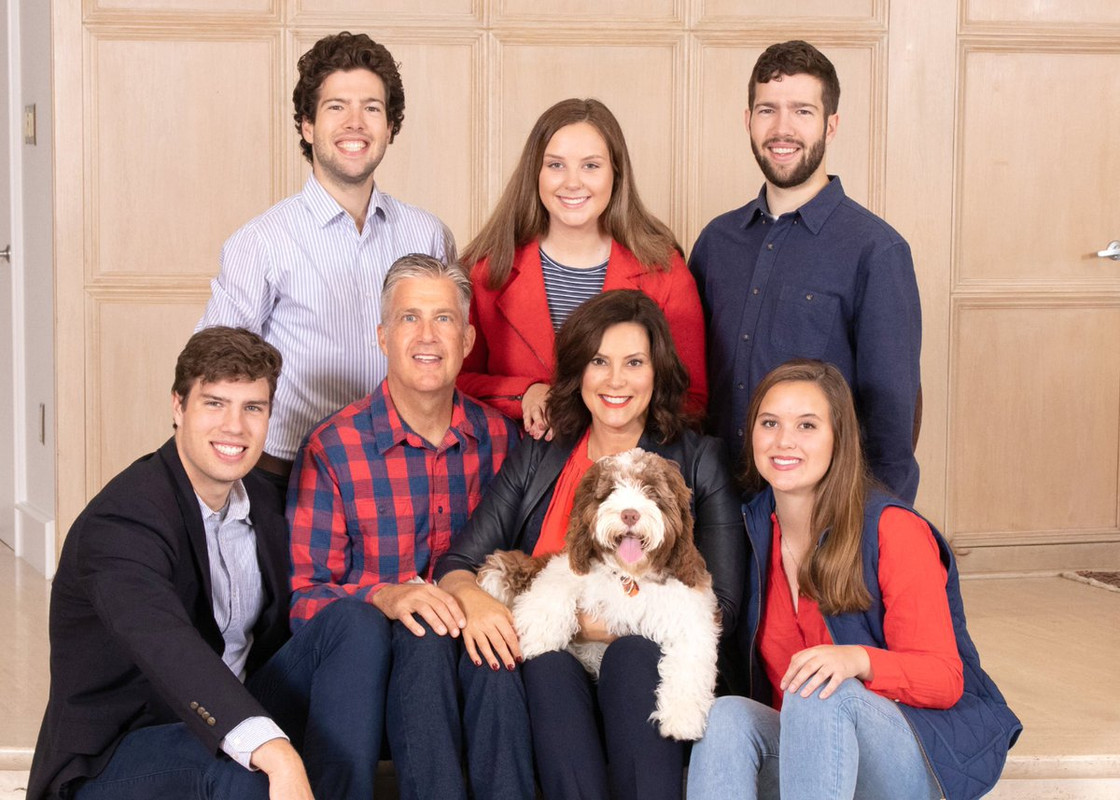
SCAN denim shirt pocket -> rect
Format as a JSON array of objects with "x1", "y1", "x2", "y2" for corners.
[{"x1": 771, "y1": 284, "x2": 840, "y2": 357}]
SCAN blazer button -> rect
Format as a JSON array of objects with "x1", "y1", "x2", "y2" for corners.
[
  {"x1": 189, "y1": 701, "x2": 199, "y2": 710},
  {"x1": 207, "y1": 717, "x2": 217, "y2": 726}
]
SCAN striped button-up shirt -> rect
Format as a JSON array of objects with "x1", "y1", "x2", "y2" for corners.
[
  {"x1": 288, "y1": 381, "x2": 519, "y2": 629},
  {"x1": 199, "y1": 175, "x2": 455, "y2": 460}
]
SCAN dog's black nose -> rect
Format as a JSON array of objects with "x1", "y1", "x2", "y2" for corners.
[{"x1": 621, "y1": 508, "x2": 640, "y2": 527}]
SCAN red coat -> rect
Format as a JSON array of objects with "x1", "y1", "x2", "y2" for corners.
[{"x1": 458, "y1": 240, "x2": 708, "y2": 420}]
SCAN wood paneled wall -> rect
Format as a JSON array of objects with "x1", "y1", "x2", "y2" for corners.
[{"x1": 52, "y1": 0, "x2": 1120, "y2": 573}]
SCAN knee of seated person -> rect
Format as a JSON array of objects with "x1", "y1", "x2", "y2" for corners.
[
  {"x1": 780, "y1": 678, "x2": 864, "y2": 719},
  {"x1": 393, "y1": 618, "x2": 458, "y2": 651},
  {"x1": 601, "y1": 635, "x2": 660, "y2": 670},
  {"x1": 307, "y1": 597, "x2": 390, "y2": 643}
]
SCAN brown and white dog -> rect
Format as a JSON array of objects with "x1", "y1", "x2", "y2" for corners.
[{"x1": 478, "y1": 448, "x2": 721, "y2": 741}]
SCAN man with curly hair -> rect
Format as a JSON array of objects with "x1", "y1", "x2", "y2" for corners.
[{"x1": 199, "y1": 32, "x2": 454, "y2": 489}]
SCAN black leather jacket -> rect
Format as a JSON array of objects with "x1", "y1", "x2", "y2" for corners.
[{"x1": 434, "y1": 427, "x2": 746, "y2": 632}]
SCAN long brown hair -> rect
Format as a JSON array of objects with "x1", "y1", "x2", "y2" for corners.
[
  {"x1": 742, "y1": 359, "x2": 871, "y2": 614},
  {"x1": 461, "y1": 98, "x2": 682, "y2": 289},
  {"x1": 548, "y1": 290, "x2": 688, "y2": 444}
]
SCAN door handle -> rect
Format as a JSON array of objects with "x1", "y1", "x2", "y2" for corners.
[
  {"x1": 1097, "y1": 240, "x2": 1120, "y2": 260},
  {"x1": 0, "y1": 244, "x2": 10, "y2": 263}
]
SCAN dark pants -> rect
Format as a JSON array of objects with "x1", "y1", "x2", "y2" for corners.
[
  {"x1": 522, "y1": 636, "x2": 685, "y2": 800},
  {"x1": 73, "y1": 599, "x2": 534, "y2": 800}
]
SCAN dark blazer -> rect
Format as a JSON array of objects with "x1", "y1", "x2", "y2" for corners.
[
  {"x1": 27, "y1": 438, "x2": 292, "y2": 800},
  {"x1": 433, "y1": 428, "x2": 746, "y2": 632}
]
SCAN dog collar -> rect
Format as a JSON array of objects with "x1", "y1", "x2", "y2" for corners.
[{"x1": 620, "y1": 575, "x2": 640, "y2": 597}]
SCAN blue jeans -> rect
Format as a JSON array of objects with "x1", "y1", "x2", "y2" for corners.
[
  {"x1": 74, "y1": 599, "x2": 534, "y2": 800},
  {"x1": 687, "y1": 680, "x2": 941, "y2": 800},
  {"x1": 523, "y1": 636, "x2": 685, "y2": 800}
]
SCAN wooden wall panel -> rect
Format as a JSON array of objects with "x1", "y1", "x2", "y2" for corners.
[
  {"x1": 495, "y1": 36, "x2": 683, "y2": 233},
  {"x1": 957, "y1": 48, "x2": 1120, "y2": 288},
  {"x1": 496, "y1": 0, "x2": 680, "y2": 24},
  {"x1": 291, "y1": 0, "x2": 479, "y2": 23},
  {"x1": 50, "y1": 0, "x2": 936, "y2": 552},
  {"x1": 698, "y1": 0, "x2": 877, "y2": 24},
  {"x1": 689, "y1": 39, "x2": 878, "y2": 244},
  {"x1": 949, "y1": 300, "x2": 1120, "y2": 537},
  {"x1": 90, "y1": 296, "x2": 209, "y2": 488},
  {"x1": 90, "y1": 34, "x2": 279, "y2": 279},
  {"x1": 965, "y1": 0, "x2": 1120, "y2": 26},
  {"x1": 89, "y1": 0, "x2": 275, "y2": 13}
]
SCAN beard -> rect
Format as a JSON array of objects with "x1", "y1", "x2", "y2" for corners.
[{"x1": 751, "y1": 131, "x2": 827, "y2": 190}]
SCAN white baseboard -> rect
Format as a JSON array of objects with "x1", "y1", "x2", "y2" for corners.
[{"x1": 15, "y1": 501, "x2": 55, "y2": 578}]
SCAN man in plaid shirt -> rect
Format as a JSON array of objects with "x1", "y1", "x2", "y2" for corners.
[{"x1": 287, "y1": 254, "x2": 533, "y2": 799}]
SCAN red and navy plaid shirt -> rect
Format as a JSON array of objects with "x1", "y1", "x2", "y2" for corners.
[{"x1": 288, "y1": 381, "x2": 519, "y2": 629}]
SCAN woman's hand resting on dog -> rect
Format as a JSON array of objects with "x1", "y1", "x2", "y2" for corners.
[
  {"x1": 574, "y1": 612, "x2": 618, "y2": 645},
  {"x1": 438, "y1": 570, "x2": 524, "y2": 671}
]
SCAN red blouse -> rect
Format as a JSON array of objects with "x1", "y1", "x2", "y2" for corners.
[{"x1": 757, "y1": 507, "x2": 964, "y2": 710}]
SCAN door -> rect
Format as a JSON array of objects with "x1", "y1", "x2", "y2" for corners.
[{"x1": 913, "y1": 4, "x2": 1120, "y2": 571}]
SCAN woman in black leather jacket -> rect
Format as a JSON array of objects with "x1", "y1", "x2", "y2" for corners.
[{"x1": 436, "y1": 289, "x2": 744, "y2": 800}]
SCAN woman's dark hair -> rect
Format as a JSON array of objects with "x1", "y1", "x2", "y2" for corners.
[
  {"x1": 292, "y1": 32, "x2": 405, "y2": 163},
  {"x1": 548, "y1": 290, "x2": 688, "y2": 444}
]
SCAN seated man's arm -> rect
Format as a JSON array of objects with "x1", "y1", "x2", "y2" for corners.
[
  {"x1": 287, "y1": 439, "x2": 465, "y2": 637},
  {"x1": 77, "y1": 496, "x2": 273, "y2": 753}
]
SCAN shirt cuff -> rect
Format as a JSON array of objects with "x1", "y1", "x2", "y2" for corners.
[{"x1": 220, "y1": 716, "x2": 289, "y2": 770}]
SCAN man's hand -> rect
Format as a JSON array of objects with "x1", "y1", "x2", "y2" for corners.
[
  {"x1": 439, "y1": 570, "x2": 522, "y2": 670},
  {"x1": 521, "y1": 383, "x2": 553, "y2": 441},
  {"x1": 372, "y1": 582, "x2": 466, "y2": 637},
  {"x1": 250, "y1": 738, "x2": 314, "y2": 800},
  {"x1": 781, "y1": 644, "x2": 872, "y2": 700}
]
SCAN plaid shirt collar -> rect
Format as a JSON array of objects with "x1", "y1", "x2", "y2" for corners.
[{"x1": 368, "y1": 380, "x2": 477, "y2": 455}]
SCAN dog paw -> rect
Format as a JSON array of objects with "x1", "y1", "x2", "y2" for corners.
[{"x1": 650, "y1": 701, "x2": 709, "y2": 741}]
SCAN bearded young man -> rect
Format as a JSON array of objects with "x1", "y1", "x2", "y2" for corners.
[{"x1": 690, "y1": 40, "x2": 922, "y2": 503}]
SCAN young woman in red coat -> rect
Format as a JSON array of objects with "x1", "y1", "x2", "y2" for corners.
[{"x1": 457, "y1": 98, "x2": 707, "y2": 438}]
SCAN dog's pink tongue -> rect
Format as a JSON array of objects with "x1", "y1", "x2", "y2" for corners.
[{"x1": 618, "y1": 535, "x2": 644, "y2": 565}]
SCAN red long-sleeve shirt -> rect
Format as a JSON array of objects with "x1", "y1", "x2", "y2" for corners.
[{"x1": 758, "y1": 506, "x2": 964, "y2": 710}]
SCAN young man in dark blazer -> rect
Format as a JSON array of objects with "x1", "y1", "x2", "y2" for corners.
[{"x1": 29, "y1": 326, "x2": 387, "y2": 800}]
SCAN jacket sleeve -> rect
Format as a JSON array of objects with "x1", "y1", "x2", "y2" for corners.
[
  {"x1": 861, "y1": 507, "x2": 963, "y2": 709},
  {"x1": 76, "y1": 498, "x2": 268, "y2": 751},
  {"x1": 435, "y1": 436, "x2": 542, "y2": 579},
  {"x1": 660, "y1": 252, "x2": 709, "y2": 417},
  {"x1": 689, "y1": 435, "x2": 746, "y2": 633},
  {"x1": 854, "y1": 240, "x2": 921, "y2": 503},
  {"x1": 456, "y1": 261, "x2": 538, "y2": 420}
]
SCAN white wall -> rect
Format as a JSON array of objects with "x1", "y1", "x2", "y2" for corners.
[{"x1": 14, "y1": 0, "x2": 54, "y2": 575}]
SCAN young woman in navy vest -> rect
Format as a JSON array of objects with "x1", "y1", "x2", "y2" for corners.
[{"x1": 689, "y1": 359, "x2": 1020, "y2": 800}]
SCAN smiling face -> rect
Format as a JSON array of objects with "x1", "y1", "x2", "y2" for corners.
[
  {"x1": 302, "y1": 68, "x2": 391, "y2": 193},
  {"x1": 747, "y1": 72, "x2": 837, "y2": 191},
  {"x1": 377, "y1": 275, "x2": 475, "y2": 406},
  {"x1": 580, "y1": 322, "x2": 654, "y2": 442},
  {"x1": 173, "y1": 378, "x2": 271, "y2": 510},
  {"x1": 752, "y1": 379, "x2": 835, "y2": 499},
  {"x1": 538, "y1": 121, "x2": 614, "y2": 237}
]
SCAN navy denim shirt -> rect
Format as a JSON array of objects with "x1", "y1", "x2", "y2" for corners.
[{"x1": 690, "y1": 176, "x2": 921, "y2": 502}]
